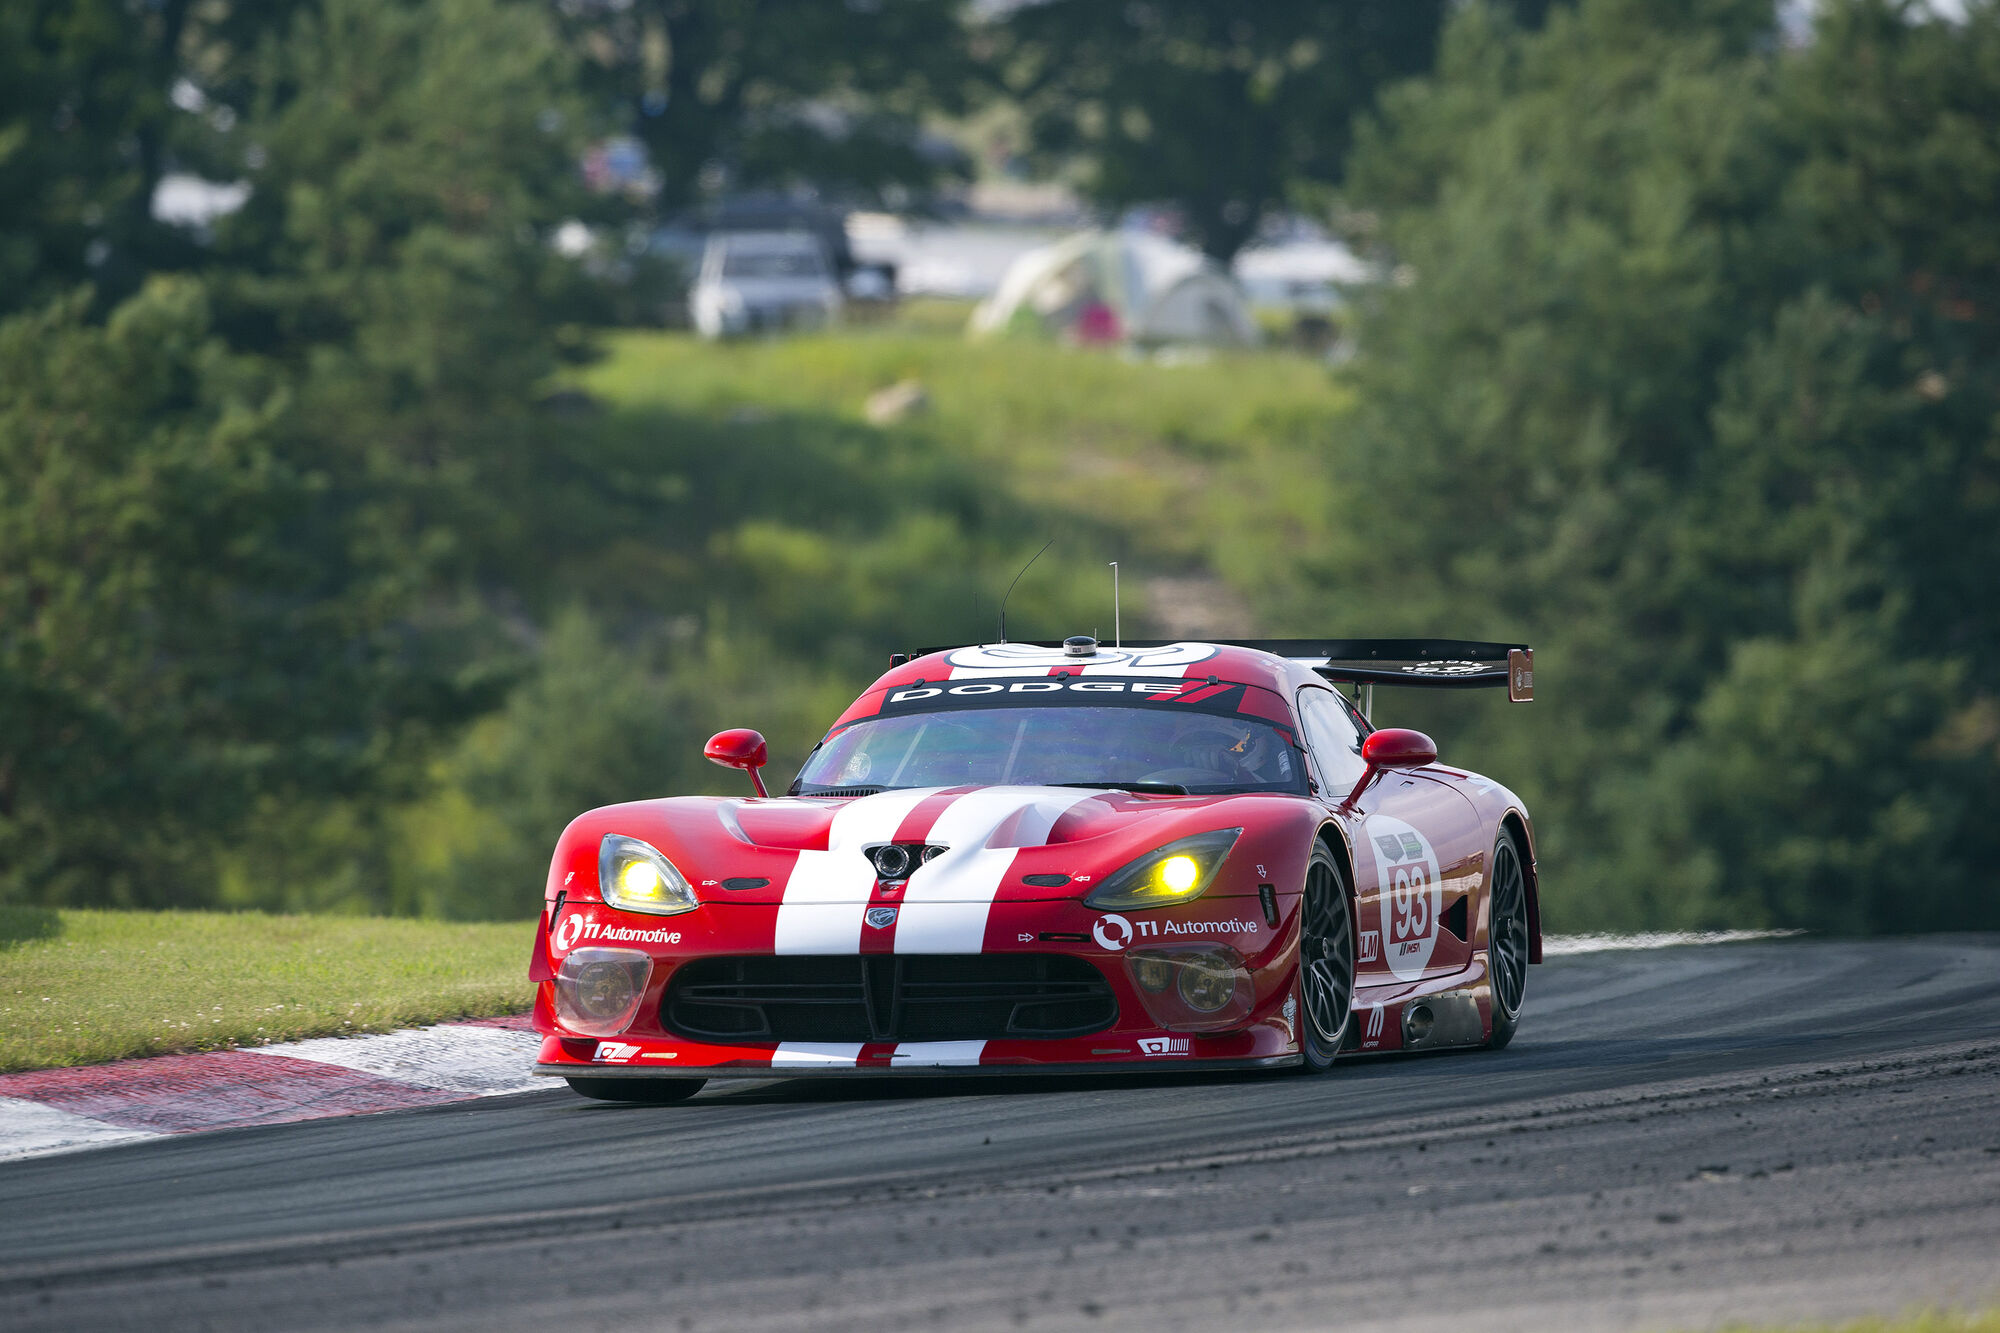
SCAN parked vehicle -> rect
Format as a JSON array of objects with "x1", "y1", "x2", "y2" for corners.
[{"x1": 690, "y1": 230, "x2": 842, "y2": 338}]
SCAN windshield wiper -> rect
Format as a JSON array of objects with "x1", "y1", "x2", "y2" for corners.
[{"x1": 1049, "y1": 780, "x2": 1189, "y2": 795}]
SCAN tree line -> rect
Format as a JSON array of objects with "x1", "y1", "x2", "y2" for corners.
[{"x1": 3, "y1": 0, "x2": 1995, "y2": 933}]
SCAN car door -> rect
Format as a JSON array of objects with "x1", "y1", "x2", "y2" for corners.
[{"x1": 1294, "y1": 688, "x2": 1481, "y2": 988}]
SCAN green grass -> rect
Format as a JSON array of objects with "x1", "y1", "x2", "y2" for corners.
[
  {"x1": 1719, "y1": 1313, "x2": 2000, "y2": 1333},
  {"x1": 0, "y1": 908, "x2": 534, "y2": 1073},
  {"x1": 567, "y1": 325, "x2": 1356, "y2": 614}
]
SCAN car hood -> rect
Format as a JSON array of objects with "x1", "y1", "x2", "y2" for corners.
[{"x1": 555, "y1": 784, "x2": 1312, "y2": 905}]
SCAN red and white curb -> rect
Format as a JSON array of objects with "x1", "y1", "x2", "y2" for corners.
[{"x1": 0, "y1": 1015, "x2": 542, "y2": 1163}]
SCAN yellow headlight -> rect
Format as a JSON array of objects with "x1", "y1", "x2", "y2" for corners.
[
  {"x1": 618, "y1": 859, "x2": 664, "y2": 901},
  {"x1": 1160, "y1": 855, "x2": 1200, "y2": 893}
]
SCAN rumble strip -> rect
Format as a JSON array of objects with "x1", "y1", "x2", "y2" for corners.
[{"x1": 0, "y1": 1016, "x2": 542, "y2": 1163}]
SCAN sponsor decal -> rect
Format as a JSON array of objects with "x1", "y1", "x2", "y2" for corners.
[
  {"x1": 887, "y1": 679, "x2": 1214, "y2": 706},
  {"x1": 945, "y1": 642, "x2": 1219, "y2": 673},
  {"x1": 1127, "y1": 917, "x2": 1260, "y2": 938},
  {"x1": 1365, "y1": 814, "x2": 1443, "y2": 982},
  {"x1": 593, "y1": 1041, "x2": 642, "y2": 1064},
  {"x1": 865, "y1": 906, "x2": 898, "y2": 929},
  {"x1": 1017, "y1": 932, "x2": 1035, "y2": 943},
  {"x1": 553, "y1": 916, "x2": 682, "y2": 951},
  {"x1": 1359, "y1": 929, "x2": 1381, "y2": 962},
  {"x1": 1362, "y1": 1004, "x2": 1386, "y2": 1046},
  {"x1": 1138, "y1": 1036, "x2": 1191, "y2": 1057},
  {"x1": 1093, "y1": 913, "x2": 1134, "y2": 950},
  {"x1": 1399, "y1": 660, "x2": 1486, "y2": 677}
]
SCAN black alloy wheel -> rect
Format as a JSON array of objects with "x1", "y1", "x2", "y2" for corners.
[
  {"x1": 1486, "y1": 827, "x2": 1530, "y2": 1050},
  {"x1": 1298, "y1": 841, "x2": 1356, "y2": 1072},
  {"x1": 564, "y1": 1076, "x2": 707, "y2": 1104}
]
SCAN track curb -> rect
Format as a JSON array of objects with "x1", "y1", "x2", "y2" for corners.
[{"x1": 0, "y1": 1014, "x2": 542, "y2": 1162}]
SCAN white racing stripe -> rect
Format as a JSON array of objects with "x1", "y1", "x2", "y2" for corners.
[
  {"x1": 897, "y1": 787, "x2": 1099, "y2": 953},
  {"x1": 770, "y1": 1043, "x2": 866, "y2": 1068},
  {"x1": 0, "y1": 1096, "x2": 161, "y2": 1162},
  {"x1": 242, "y1": 1023, "x2": 546, "y2": 1095},
  {"x1": 775, "y1": 787, "x2": 941, "y2": 955},
  {"x1": 890, "y1": 1041, "x2": 986, "y2": 1067}
]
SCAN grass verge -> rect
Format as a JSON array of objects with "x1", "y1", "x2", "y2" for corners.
[
  {"x1": 0, "y1": 908, "x2": 533, "y2": 1074},
  {"x1": 1722, "y1": 1313, "x2": 2000, "y2": 1333}
]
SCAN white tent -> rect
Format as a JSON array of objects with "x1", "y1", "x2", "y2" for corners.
[{"x1": 968, "y1": 230, "x2": 1259, "y2": 347}]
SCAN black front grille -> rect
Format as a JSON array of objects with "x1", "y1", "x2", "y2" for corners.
[{"x1": 664, "y1": 955, "x2": 1116, "y2": 1043}]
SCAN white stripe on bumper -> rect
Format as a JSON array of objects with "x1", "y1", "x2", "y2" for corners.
[
  {"x1": 770, "y1": 1043, "x2": 866, "y2": 1068},
  {"x1": 889, "y1": 1041, "x2": 986, "y2": 1067}
]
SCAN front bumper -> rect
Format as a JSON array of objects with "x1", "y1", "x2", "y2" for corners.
[
  {"x1": 532, "y1": 1031, "x2": 1300, "y2": 1078},
  {"x1": 535, "y1": 895, "x2": 1298, "y2": 1075}
]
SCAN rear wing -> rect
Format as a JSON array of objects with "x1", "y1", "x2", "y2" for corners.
[
  {"x1": 904, "y1": 638, "x2": 1532, "y2": 702},
  {"x1": 1231, "y1": 639, "x2": 1532, "y2": 702}
]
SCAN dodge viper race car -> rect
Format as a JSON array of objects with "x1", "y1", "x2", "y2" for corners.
[{"x1": 529, "y1": 637, "x2": 1540, "y2": 1101}]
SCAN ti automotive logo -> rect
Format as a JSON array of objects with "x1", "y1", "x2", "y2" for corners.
[
  {"x1": 553, "y1": 915, "x2": 682, "y2": 952},
  {"x1": 1093, "y1": 913, "x2": 1135, "y2": 950},
  {"x1": 1093, "y1": 913, "x2": 1258, "y2": 949}
]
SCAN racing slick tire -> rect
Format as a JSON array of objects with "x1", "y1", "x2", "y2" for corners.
[
  {"x1": 1485, "y1": 826, "x2": 1530, "y2": 1051},
  {"x1": 564, "y1": 1077, "x2": 707, "y2": 1104},
  {"x1": 1297, "y1": 840, "x2": 1357, "y2": 1073}
]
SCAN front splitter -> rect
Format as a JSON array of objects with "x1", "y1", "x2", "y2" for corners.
[{"x1": 535, "y1": 1056, "x2": 1299, "y2": 1079}]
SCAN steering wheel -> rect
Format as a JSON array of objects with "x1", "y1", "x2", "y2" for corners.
[{"x1": 1137, "y1": 765, "x2": 1237, "y2": 785}]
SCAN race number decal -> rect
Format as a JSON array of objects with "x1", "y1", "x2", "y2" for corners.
[{"x1": 1365, "y1": 814, "x2": 1442, "y2": 982}]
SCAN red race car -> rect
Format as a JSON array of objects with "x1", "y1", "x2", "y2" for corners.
[{"x1": 530, "y1": 637, "x2": 1540, "y2": 1101}]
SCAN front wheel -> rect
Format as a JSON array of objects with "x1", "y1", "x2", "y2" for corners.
[
  {"x1": 1296, "y1": 842, "x2": 1356, "y2": 1072},
  {"x1": 564, "y1": 1077, "x2": 707, "y2": 1104},
  {"x1": 1485, "y1": 827, "x2": 1530, "y2": 1050}
]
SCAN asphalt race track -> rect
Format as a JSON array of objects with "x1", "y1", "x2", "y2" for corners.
[{"x1": 3, "y1": 937, "x2": 1997, "y2": 1332}]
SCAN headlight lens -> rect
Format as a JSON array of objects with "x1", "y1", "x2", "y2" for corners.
[
  {"x1": 1083, "y1": 829, "x2": 1242, "y2": 911},
  {"x1": 1175, "y1": 950, "x2": 1238, "y2": 1012},
  {"x1": 599, "y1": 835, "x2": 698, "y2": 915},
  {"x1": 553, "y1": 947, "x2": 652, "y2": 1036}
]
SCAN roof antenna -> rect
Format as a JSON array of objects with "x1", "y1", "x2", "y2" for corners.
[
  {"x1": 1109, "y1": 562, "x2": 1120, "y2": 647},
  {"x1": 997, "y1": 537, "x2": 1053, "y2": 644}
]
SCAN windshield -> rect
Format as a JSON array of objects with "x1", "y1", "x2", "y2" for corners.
[
  {"x1": 720, "y1": 248, "x2": 825, "y2": 279},
  {"x1": 793, "y1": 705, "x2": 1305, "y2": 796}
]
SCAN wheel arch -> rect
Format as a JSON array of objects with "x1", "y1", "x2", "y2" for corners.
[
  {"x1": 1314, "y1": 819, "x2": 1356, "y2": 901},
  {"x1": 1499, "y1": 810, "x2": 1542, "y2": 964}
]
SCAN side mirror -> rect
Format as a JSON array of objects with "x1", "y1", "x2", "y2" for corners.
[
  {"x1": 1360, "y1": 728, "x2": 1437, "y2": 769},
  {"x1": 1343, "y1": 728, "x2": 1438, "y2": 809},
  {"x1": 704, "y1": 728, "x2": 770, "y2": 798}
]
